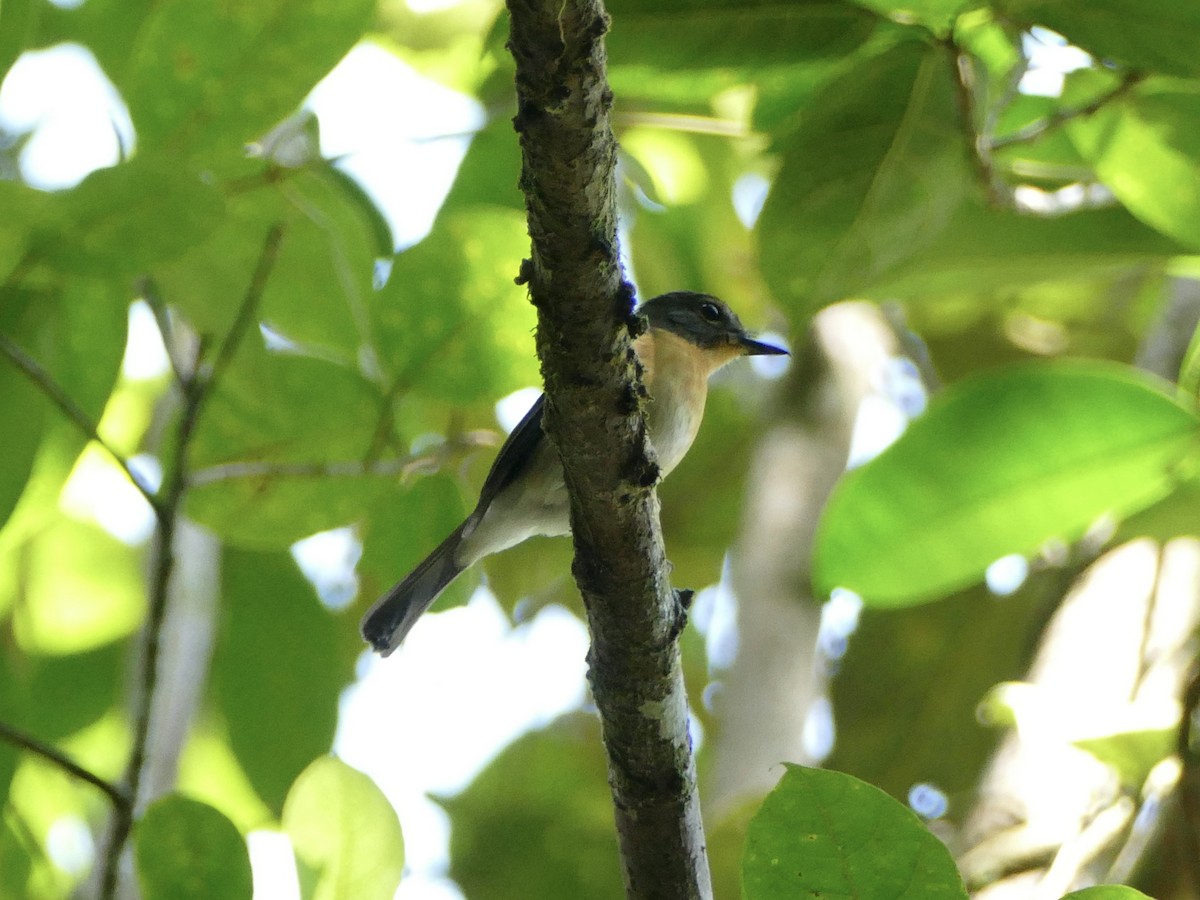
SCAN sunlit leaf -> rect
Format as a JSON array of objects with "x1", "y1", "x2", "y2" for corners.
[
  {"x1": 121, "y1": 0, "x2": 374, "y2": 160},
  {"x1": 742, "y1": 764, "x2": 967, "y2": 899},
  {"x1": 849, "y1": 0, "x2": 970, "y2": 33},
  {"x1": 1060, "y1": 887, "x2": 1154, "y2": 900},
  {"x1": 213, "y1": 548, "x2": 347, "y2": 813},
  {"x1": 373, "y1": 208, "x2": 539, "y2": 404},
  {"x1": 282, "y1": 756, "x2": 404, "y2": 900},
  {"x1": 134, "y1": 794, "x2": 252, "y2": 900},
  {"x1": 759, "y1": 40, "x2": 971, "y2": 312},
  {"x1": 39, "y1": 159, "x2": 225, "y2": 277},
  {"x1": 13, "y1": 517, "x2": 146, "y2": 654},
  {"x1": 185, "y1": 343, "x2": 383, "y2": 547},
  {"x1": 155, "y1": 166, "x2": 388, "y2": 357},
  {"x1": 813, "y1": 361, "x2": 1200, "y2": 605},
  {"x1": 1069, "y1": 83, "x2": 1200, "y2": 249},
  {"x1": 999, "y1": 0, "x2": 1200, "y2": 77}
]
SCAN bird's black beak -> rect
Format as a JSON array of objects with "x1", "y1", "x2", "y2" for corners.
[{"x1": 740, "y1": 335, "x2": 789, "y2": 356}]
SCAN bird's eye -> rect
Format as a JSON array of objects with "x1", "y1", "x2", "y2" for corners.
[{"x1": 698, "y1": 301, "x2": 721, "y2": 323}]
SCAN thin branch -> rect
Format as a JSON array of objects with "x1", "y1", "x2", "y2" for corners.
[
  {"x1": 206, "y1": 225, "x2": 285, "y2": 389},
  {"x1": 989, "y1": 71, "x2": 1144, "y2": 151},
  {"x1": 138, "y1": 277, "x2": 194, "y2": 387},
  {"x1": 0, "y1": 720, "x2": 130, "y2": 811},
  {"x1": 187, "y1": 430, "x2": 500, "y2": 487},
  {"x1": 0, "y1": 332, "x2": 166, "y2": 522},
  {"x1": 96, "y1": 225, "x2": 284, "y2": 900}
]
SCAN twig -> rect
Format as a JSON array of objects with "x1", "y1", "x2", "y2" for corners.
[
  {"x1": 138, "y1": 278, "x2": 194, "y2": 387},
  {"x1": 948, "y1": 44, "x2": 1009, "y2": 206},
  {"x1": 989, "y1": 71, "x2": 1144, "y2": 151},
  {"x1": 188, "y1": 431, "x2": 500, "y2": 487},
  {"x1": 96, "y1": 225, "x2": 284, "y2": 900},
  {"x1": 0, "y1": 720, "x2": 130, "y2": 811},
  {"x1": 0, "y1": 333, "x2": 166, "y2": 523}
]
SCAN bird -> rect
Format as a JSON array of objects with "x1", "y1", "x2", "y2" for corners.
[{"x1": 361, "y1": 291, "x2": 788, "y2": 655}]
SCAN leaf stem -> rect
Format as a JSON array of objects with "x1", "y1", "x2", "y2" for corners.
[
  {"x1": 0, "y1": 720, "x2": 131, "y2": 811},
  {"x1": 0, "y1": 332, "x2": 166, "y2": 523},
  {"x1": 988, "y1": 71, "x2": 1144, "y2": 151},
  {"x1": 95, "y1": 224, "x2": 284, "y2": 900}
]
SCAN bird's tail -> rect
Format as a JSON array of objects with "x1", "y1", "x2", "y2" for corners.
[{"x1": 360, "y1": 522, "x2": 468, "y2": 656}]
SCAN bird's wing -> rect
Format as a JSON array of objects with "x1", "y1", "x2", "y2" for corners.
[{"x1": 473, "y1": 392, "x2": 547, "y2": 514}]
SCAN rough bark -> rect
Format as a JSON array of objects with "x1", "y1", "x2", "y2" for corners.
[{"x1": 504, "y1": 0, "x2": 712, "y2": 897}]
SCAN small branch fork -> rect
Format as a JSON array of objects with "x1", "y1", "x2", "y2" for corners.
[{"x1": 0, "y1": 225, "x2": 284, "y2": 899}]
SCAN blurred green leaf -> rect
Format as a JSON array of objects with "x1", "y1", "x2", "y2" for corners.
[
  {"x1": 849, "y1": 0, "x2": 970, "y2": 33},
  {"x1": 0, "y1": 818, "x2": 33, "y2": 900},
  {"x1": 1074, "y1": 727, "x2": 1176, "y2": 789},
  {"x1": 827, "y1": 579, "x2": 1048, "y2": 802},
  {"x1": 282, "y1": 756, "x2": 404, "y2": 900},
  {"x1": 121, "y1": 0, "x2": 374, "y2": 161},
  {"x1": 185, "y1": 342, "x2": 382, "y2": 547},
  {"x1": 814, "y1": 361, "x2": 1200, "y2": 605},
  {"x1": 606, "y1": 0, "x2": 877, "y2": 71},
  {"x1": 999, "y1": 0, "x2": 1200, "y2": 77},
  {"x1": 0, "y1": 644, "x2": 122, "y2": 741},
  {"x1": 213, "y1": 548, "x2": 347, "y2": 813},
  {"x1": 445, "y1": 713, "x2": 622, "y2": 900},
  {"x1": 0, "y1": 181, "x2": 49, "y2": 281},
  {"x1": 39, "y1": 159, "x2": 225, "y2": 277},
  {"x1": 742, "y1": 764, "x2": 968, "y2": 899},
  {"x1": 155, "y1": 166, "x2": 387, "y2": 357},
  {"x1": 357, "y1": 474, "x2": 475, "y2": 619},
  {"x1": 1060, "y1": 887, "x2": 1154, "y2": 899},
  {"x1": 866, "y1": 203, "x2": 1186, "y2": 300},
  {"x1": 134, "y1": 794, "x2": 253, "y2": 900},
  {"x1": 13, "y1": 516, "x2": 146, "y2": 654},
  {"x1": 759, "y1": 40, "x2": 972, "y2": 312},
  {"x1": 1068, "y1": 83, "x2": 1200, "y2": 249},
  {"x1": 0, "y1": 328, "x2": 48, "y2": 533},
  {"x1": 374, "y1": 207, "x2": 538, "y2": 404}
]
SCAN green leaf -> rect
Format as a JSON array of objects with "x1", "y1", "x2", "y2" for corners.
[
  {"x1": 1068, "y1": 83, "x2": 1200, "y2": 249},
  {"x1": 742, "y1": 764, "x2": 968, "y2": 899},
  {"x1": 121, "y1": 0, "x2": 374, "y2": 161},
  {"x1": 213, "y1": 548, "x2": 346, "y2": 813},
  {"x1": 606, "y1": 0, "x2": 877, "y2": 71},
  {"x1": 357, "y1": 475, "x2": 474, "y2": 620},
  {"x1": 0, "y1": 276, "x2": 126, "y2": 532},
  {"x1": 39, "y1": 159, "x2": 225, "y2": 277},
  {"x1": 980, "y1": 682, "x2": 1178, "y2": 789},
  {"x1": 862, "y1": 202, "x2": 1187, "y2": 301},
  {"x1": 998, "y1": 0, "x2": 1200, "y2": 78},
  {"x1": 1060, "y1": 888, "x2": 1155, "y2": 900},
  {"x1": 155, "y1": 166, "x2": 387, "y2": 357},
  {"x1": 444, "y1": 713, "x2": 623, "y2": 900},
  {"x1": 849, "y1": 0, "x2": 970, "y2": 34},
  {"x1": 759, "y1": 40, "x2": 972, "y2": 311},
  {"x1": 1074, "y1": 727, "x2": 1176, "y2": 789},
  {"x1": 813, "y1": 361, "x2": 1200, "y2": 605},
  {"x1": 14, "y1": 517, "x2": 146, "y2": 654},
  {"x1": 282, "y1": 756, "x2": 404, "y2": 900},
  {"x1": 1180, "y1": 321, "x2": 1200, "y2": 399},
  {"x1": 373, "y1": 208, "x2": 539, "y2": 404},
  {"x1": 134, "y1": 794, "x2": 252, "y2": 900},
  {"x1": 185, "y1": 343, "x2": 382, "y2": 547}
]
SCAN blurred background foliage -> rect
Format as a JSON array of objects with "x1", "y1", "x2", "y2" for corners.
[{"x1": 2, "y1": 0, "x2": 1200, "y2": 897}]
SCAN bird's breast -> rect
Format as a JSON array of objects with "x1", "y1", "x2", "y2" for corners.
[{"x1": 636, "y1": 331, "x2": 710, "y2": 477}]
